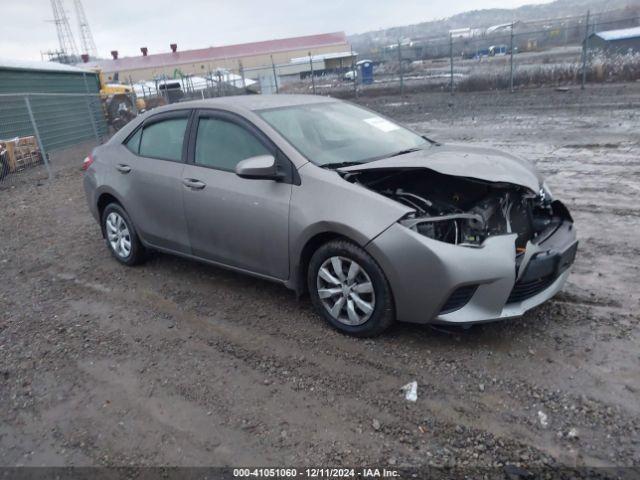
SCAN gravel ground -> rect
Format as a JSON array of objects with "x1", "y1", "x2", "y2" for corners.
[{"x1": 1, "y1": 83, "x2": 639, "y2": 472}]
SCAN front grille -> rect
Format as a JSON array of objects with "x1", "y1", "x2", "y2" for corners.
[
  {"x1": 506, "y1": 275, "x2": 556, "y2": 304},
  {"x1": 439, "y1": 285, "x2": 478, "y2": 314}
]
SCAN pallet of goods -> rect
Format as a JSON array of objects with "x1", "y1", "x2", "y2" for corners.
[{"x1": 0, "y1": 136, "x2": 43, "y2": 173}]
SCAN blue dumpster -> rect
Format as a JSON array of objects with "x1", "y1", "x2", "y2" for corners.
[{"x1": 357, "y1": 60, "x2": 374, "y2": 85}]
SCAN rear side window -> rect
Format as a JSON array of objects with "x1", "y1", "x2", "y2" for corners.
[
  {"x1": 195, "y1": 118, "x2": 270, "y2": 171},
  {"x1": 139, "y1": 118, "x2": 188, "y2": 161},
  {"x1": 125, "y1": 128, "x2": 141, "y2": 154}
]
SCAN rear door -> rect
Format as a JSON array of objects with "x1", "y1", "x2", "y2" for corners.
[
  {"x1": 116, "y1": 110, "x2": 191, "y2": 253},
  {"x1": 181, "y1": 109, "x2": 292, "y2": 279}
]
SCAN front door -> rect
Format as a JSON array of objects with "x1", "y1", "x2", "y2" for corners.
[{"x1": 182, "y1": 111, "x2": 291, "y2": 280}]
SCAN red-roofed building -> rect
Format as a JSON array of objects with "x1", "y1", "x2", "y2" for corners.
[{"x1": 85, "y1": 32, "x2": 352, "y2": 83}]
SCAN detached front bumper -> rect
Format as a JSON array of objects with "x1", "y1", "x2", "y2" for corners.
[{"x1": 366, "y1": 218, "x2": 577, "y2": 325}]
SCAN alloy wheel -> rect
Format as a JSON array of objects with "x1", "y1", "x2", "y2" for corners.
[
  {"x1": 316, "y1": 256, "x2": 375, "y2": 326},
  {"x1": 105, "y1": 212, "x2": 132, "y2": 259}
]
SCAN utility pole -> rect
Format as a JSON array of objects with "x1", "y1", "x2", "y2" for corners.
[
  {"x1": 449, "y1": 33, "x2": 454, "y2": 95},
  {"x1": 581, "y1": 10, "x2": 591, "y2": 90},
  {"x1": 509, "y1": 22, "x2": 515, "y2": 93},
  {"x1": 309, "y1": 52, "x2": 316, "y2": 95},
  {"x1": 398, "y1": 39, "x2": 404, "y2": 96},
  {"x1": 270, "y1": 55, "x2": 279, "y2": 94}
]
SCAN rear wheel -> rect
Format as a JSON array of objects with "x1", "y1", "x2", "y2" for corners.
[
  {"x1": 101, "y1": 203, "x2": 146, "y2": 266},
  {"x1": 308, "y1": 240, "x2": 395, "y2": 337}
]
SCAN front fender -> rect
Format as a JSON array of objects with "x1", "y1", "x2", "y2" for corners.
[{"x1": 286, "y1": 164, "x2": 412, "y2": 292}]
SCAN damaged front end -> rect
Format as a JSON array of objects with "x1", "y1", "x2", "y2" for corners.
[
  {"x1": 348, "y1": 168, "x2": 563, "y2": 249},
  {"x1": 344, "y1": 167, "x2": 578, "y2": 324}
]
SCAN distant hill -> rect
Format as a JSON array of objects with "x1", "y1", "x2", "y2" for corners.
[{"x1": 349, "y1": 0, "x2": 640, "y2": 51}]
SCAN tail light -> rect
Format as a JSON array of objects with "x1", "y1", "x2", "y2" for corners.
[{"x1": 82, "y1": 153, "x2": 94, "y2": 171}]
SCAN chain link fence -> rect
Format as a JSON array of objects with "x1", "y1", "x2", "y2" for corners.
[
  {"x1": 279, "y1": 9, "x2": 640, "y2": 97},
  {"x1": 62, "y1": 7, "x2": 634, "y2": 111},
  {"x1": 0, "y1": 92, "x2": 110, "y2": 188},
  {"x1": 129, "y1": 9, "x2": 639, "y2": 105}
]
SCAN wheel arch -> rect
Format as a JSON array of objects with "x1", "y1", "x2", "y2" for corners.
[
  {"x1": 96, "y1": 190, "x2": 125, "y2": 237},
  {"x1": 301, "y1": 230, "x2": 398, "y2": 336},
  {"x1": 290, "y1": 224, "x2": 388, "y2": 298}
]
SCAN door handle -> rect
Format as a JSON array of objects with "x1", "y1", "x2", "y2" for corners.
[
  {"x1": 182, "y1": 178, "x2": 206, "y2": 190},
  {"x1": 116, "y1": 164, "x2": 131, "y2": 174}
]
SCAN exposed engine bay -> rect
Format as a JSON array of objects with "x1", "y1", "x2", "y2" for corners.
[{"x1": 344, "y1": 168, "x2": 567, "y2": 250}]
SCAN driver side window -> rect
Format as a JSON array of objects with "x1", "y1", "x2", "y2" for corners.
[{"x1": 195, "y1": 117, "x2": 270, "y2": 171}]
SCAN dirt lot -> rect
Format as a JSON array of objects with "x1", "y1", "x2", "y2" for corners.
[{"x1": 1, "y1": 83, "x2": 639, "y2": 471}]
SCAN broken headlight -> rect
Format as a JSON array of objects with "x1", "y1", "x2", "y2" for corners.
[{"x1": 400, "y1": 214, "x2": 485, "y2": 247}]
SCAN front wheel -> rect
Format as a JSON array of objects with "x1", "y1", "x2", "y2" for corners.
[{"x1": 308, "y1": 240, "x2": 395, "y2": 337}]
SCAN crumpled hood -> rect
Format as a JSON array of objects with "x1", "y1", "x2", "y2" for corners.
[{"x1": 339, "y1": 144, "x2": 542, "y2": 193}]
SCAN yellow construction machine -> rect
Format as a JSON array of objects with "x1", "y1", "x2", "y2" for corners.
[
  {"x1": 97, "y1": 72, "x2": 140, "y2": 130},
  {"x1": 94, "y1": 70, "x2": 168, "y2": 130}
]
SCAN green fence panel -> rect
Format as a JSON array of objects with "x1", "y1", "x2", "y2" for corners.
[{"x1": 0, "y1": 68, "x2": 108, "y2": 151}]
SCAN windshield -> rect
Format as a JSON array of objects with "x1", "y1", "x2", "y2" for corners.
[{"x1": 257, "y1": 102, "x2": 429, "y2": 167}]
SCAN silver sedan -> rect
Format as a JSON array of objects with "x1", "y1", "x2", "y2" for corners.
[{"x1": 83, "y1": 95, "x2": 577, "y2": 336}]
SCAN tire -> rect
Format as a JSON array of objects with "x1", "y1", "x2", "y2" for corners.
[
  {"x1": 307, "y1": 239, "x2": 395, "y2": 337},
  {"x1": 101, "y1": 203, "x2": 146, "y2": 266}
]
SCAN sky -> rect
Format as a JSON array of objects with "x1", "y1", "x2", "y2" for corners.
[{"x1": 3, "y1": 0, "x2": 553, "y2": 61}]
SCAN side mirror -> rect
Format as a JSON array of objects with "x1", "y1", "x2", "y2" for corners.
[{"x1": 235, "y1": 155, "x2": 283, "y2": 181}]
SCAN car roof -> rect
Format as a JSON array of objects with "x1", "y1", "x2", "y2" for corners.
[
  {"x1": 109, "y1": 94, "x2": 342, "y2": 146},
  {"x1": 150, "y1": 94, "x2": 338, "y2": 115}
]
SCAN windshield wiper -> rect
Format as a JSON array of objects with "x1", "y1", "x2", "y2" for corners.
[
  {"x1": 321, "y1": 161, "x2": 363, "y2": 169},
  {"x1": 322, "y1": 147, "x2": 425, "y2": 168},
  {"x1": 387, "y1": 147, "x2": 423, "y2": 158}
]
